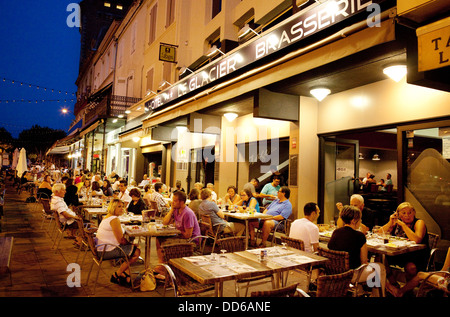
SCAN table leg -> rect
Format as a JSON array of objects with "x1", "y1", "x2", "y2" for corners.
[
  {"x1": 144, "y1": 236, "x2": 151, "y2": 270},
  {"x1": 245, "y1": 220, "x2": 249, "y2": 250},
  {"x1": 214, "y1": 281, "x2": 224, "y2": 297}
]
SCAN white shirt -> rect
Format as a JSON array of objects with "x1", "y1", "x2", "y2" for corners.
[
  {"x1": 289, "y1": 218, "x2": 319, "y2": 253},
  {"x1": 51, "y1": 195, "x2": 77, "y2": 225},
  {"x1": 96, "y1": 216, "x2": 119, "y2": 252},
  {"x1": 118, "y1": 189, "x2": 132, "y2": 204}
]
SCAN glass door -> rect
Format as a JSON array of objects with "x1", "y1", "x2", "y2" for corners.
[{"x1": 319, "y1": 137, "x2": 359, "y2": 224}]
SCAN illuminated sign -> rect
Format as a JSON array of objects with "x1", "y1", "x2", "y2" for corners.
[
  {"x1": 146, "y1": 0, "x2": 389, "y2": 111},
  {"x1": 417, "y1": 18, "x2": 450, "y2": 72}
]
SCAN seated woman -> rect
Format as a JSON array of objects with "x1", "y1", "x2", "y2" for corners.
[
  {"x1": 96, "y1": 199, "x2": 141, "y2": 287},
  {"x1": 198, "y1": 188, "x2": 245, "y2": 237},
  {"x1": 64, "y1": 177, "x2": 81, "y2": 207},
  {"x1": 328, "y1": 205, "x2": 387, "y2": 297},
  {"x1": 78, "y1": 179, "x2": 91, "y2": 199},
  {"x1": 143, "y1": 184, "x2": 153, "y2": 207},
  {"x1": 90, "y1": 181, "x2": 103, "y2": 197},
  {"x1": 238, "y1": 188, "x2": 260, "y2": 213},
  {"x1": 127, "y1": 188, "x2": 147, "y2": 215},
  {"x1": 101, "y1": 179, "x2": 114, "y2": 197},
  {"x1": 187, "y1": 188, "x2": 201, "y2": 219},
  {"x1": 224, "y1": 185, "x2": 241, "y2": 206},
  {"x1": 37, "y1": 174, "x2": 53, "y2": 198},
  {"x1": 380, "y1": 202, "x2": 429, "y2": 297}
]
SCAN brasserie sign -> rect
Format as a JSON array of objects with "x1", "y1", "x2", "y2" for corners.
[{"x1": 146, "y1": 0, "x2": 387, "y2": 111}]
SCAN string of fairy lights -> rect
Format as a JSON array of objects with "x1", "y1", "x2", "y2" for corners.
[{"x1": 0, "y1": 76, "x2": 77, "y2": 104}]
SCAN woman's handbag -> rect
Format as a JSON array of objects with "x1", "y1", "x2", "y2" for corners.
[{"x1": 137, "y1": 269, "x2": 156, "y2": 291}]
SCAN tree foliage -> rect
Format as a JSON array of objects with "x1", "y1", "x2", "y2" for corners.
[{"x1": 16, "y1": 125, "x2": 67, "y2": 158}]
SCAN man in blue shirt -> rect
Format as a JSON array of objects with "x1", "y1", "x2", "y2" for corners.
[
  {"x1": 259, "y1": 176, "x2": 281, "y2": 207},
  {"x1": 249, "y1": 186, "x2": 292, "y2": 247}
]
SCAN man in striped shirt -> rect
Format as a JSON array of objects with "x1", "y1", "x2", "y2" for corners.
[{"x1": 51, "y1": 183, "x2": 81, "y2": 239}]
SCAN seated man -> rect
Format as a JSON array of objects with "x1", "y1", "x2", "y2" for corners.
[
  {"x1": 259, "y1": 176, "x2": 281, "y2": 207},
  {"x1": 51, "y1": 183, "x2": 82, "y2": 240},
  {"x1": 117, "y1": 180, "x2": 132, "y2": 208},
  {"x1": 198, "y1": 188, "x2": 245, "y2": 237},
  {"x1": 150, "y1": 182, "x2": 170, "y2": 216},
  {"x1": 249, "y1": 186, "x2": 292, "y2": 247},
  {"x1": 289, "y1": 202, "x2": 320, "y2": 253},
  {"x1": 154, "y1": 191, "x2": 201, "y2": 277}
]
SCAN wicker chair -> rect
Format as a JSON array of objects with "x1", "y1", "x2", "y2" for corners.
[
  {"x1": 250, "y1": 283, "x2": 299, "y2": 297},
  {"x1": 280, "y1": 236, "x2": 305, "y2": 251},
  {"x1": 199, "y1": 214, "x2": 225, "y2": 252},
  {"x1": 217, "y1": 236, "x2": 275, "y2": 297},
  {"x1": 313, "y1": 270, "x2": 354, "y2": 297},
  {"x1": 317, "y1": 246, "x2": 350, "y2": 274},
  {"x1": 160, "y1": 243, "x2": 215, "y2": 297}
]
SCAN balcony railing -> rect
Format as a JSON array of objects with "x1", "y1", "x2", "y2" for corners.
[{"x1": 83, "y1": 95, "x2": 142, "y2": 124}]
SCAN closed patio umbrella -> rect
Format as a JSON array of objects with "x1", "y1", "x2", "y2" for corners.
[
  {"x1": 16, "y1": 148, "x2": 28, "y2": 178},
  {"x1": 11, "y1": 148, "x2": 19, "y2": 170}
]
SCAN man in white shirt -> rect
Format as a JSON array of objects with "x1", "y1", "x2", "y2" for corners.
[
  {"x1": 118, "y1": 180, "x2": 132, "y2": 207},
  {"x1": 289, "y1": 202, "x2": 320, "y2": 253},
  {"x1": 206, "y1": 183, "x2": 217, "y2": 202},
  {"x1": 51, "y1": 183, "x2": 81, "y2": 239}
]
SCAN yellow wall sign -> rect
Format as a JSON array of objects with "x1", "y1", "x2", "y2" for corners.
[
  {"x1": 417, "y1": 18, "x2": 450, "y2": 72},
  {"x1": 159, "y1": 43, "x2": 177, "y2": 63}
]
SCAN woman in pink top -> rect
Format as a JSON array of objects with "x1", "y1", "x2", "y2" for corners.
[{"x1": 96, "y1": 199, "x2": 141, "y2": 287}]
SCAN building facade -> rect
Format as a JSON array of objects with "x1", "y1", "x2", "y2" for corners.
[{"x1": 61, "y1": 0, "x2": 450, "y2": 254}]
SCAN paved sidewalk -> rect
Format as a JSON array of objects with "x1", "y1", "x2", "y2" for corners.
[{"x1": 0, "y1": 182, "x2": 308, "y2": 298}]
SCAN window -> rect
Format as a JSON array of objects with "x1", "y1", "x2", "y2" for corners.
[
  {"x1": 212, "y1": 0, "x2": 222, "y2": 19},
  {"x1": 149, "y1": 4, "x2": 158, "y2": 45},
  {"x1": 146, "y1": 68, "x2": 154, "y2": 94},
  {"x1": 131, "y1": 22, "x2": 137, "y2": 54},
  {"x1": 166, "y1": 0, "x2": 175, "y2": 27},
  {"x1": 117, "y1": 5, "x2": 123, "y2": 10},
  {"x1": 104, "y1": 2, "x2": 111, "y2": 8}
]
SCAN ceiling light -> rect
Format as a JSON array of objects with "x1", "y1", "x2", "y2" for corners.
[
  {"x1": 238, "y1": 24, "x2": 260, "y2": 38},
  {"x1": 383, "y1": 65, "x2": 407, "y2": 82},
  {"x1": 132, "y1": 137, "x2": 140, "y2": 142},
  {"x1": 310, "y1": 88, "x2": 331, "y2": 101},
  {"x1": 125, "y1": 110, "x2": 131, "y2": 114},
  {"x1": 359, "y1": 153, "x2": 364, "y2": 160},
  {"x1": 206, "y1": 45, "x2": 226, "y2": 57},
  {"x1": 223, "y1": 112, "x2": 238, "y2": 122},
  {"x1": 372, "y1": 154, "x2": 380, "y2": 161}
]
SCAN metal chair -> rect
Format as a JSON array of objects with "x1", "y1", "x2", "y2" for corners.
[
  {"x1": 426, "y1": 232, "x2": 440, "y2": 272},
  {"x1": 256, "y1": 217, "x2": 291, "y2": 246},
  {"x1": 51, "y1": 209, "x2": 67, "y2": 252},
  {"x1": 39, "y1": 196, "x2": 55, "y2": 235},
  {"x1": 416, "y1": 271, "x2": 449, "y2": 297},
  {"x1": 160, "y1": 243, "x2": 215, "y2": 297},
  {"x1": 199, "y1": 214, "x2": 225, "y2": 252},
  {"x1": 74, "y1": 217, "x2": 97, "y2": 266},
  {"x1": 217, "y1": 236, "x2": 275, "y2": 297},
  {"x1": 84, "y1": 228, "x2": 135, "y2": 294}
]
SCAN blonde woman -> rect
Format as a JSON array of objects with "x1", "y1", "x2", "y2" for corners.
[
  {"x1": 381, "y1": 202, "x2": 430, "y2": 296},
  {"x1": 96, "y1": 199, "x2": 140, "y2": 287}
]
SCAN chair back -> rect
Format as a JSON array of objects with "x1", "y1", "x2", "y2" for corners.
[
  {"x1": 428, "y1": 232, "x2": 440, "y2": 250},
  {"x1": 281, "y1": 236, "x2": 305, "y2": 251},
  {"x1": 84, "y1": 228, "x2": 99, "y2": 258},
  {"x1": 251, "y1": 283, "x2": 299, "y2": 297},
  {"x1": 41, "y1": 199, "x2": 52, "y2": 215},
  {"x1": 217, "y1": 236, "x2": 246, "y2": 252},
  {"x1": 200, "y1": 214, "x2": 217, "y2": 237},
  {"x1": 385, "y1": 184, "x2": 393, "y2": 192},
  {"x1": 161, "y1": 243, "x2": 194, "y2": 263},
  {"x1": 318, "y1": 246, "x2": 350, "y2": 274},
  {"x1": 316, "y1": 270, "x2": 354, "y2": 297},
  {"x1": 52, "y1": 209, "x2": 65, "y2": 230}
]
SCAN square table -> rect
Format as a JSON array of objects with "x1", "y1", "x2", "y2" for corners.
[
  {"x1": 125, "y1": 224, "x2": 180, "y2": 269},
  {"x1": 169, "y1": 246, "x2": 329, "y2": 297},
  {"x1": 222, "y1": 211, "x2": 274, "y2": 249}
]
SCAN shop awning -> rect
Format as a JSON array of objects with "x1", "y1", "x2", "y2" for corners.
[{"x1": 46, "y1": 145, "x2": 70, "y2": 156}]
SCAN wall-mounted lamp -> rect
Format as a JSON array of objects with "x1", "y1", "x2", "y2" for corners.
[
  {"x1": 238, "y1": 24, "x2": 260, "y2": 38},
  {"x1": 206, "y1": 45, "x2": 226, "y2": 57},
  {"x1": 179, "y1": 66, "x2": 194, "y2": 75},
  {"x1": 383, "y1": 65, "x2": 407, "y2": 82},
  {"x1": 310, "y1": 88, "x2": 331, "y2": 101},
  {"x1": 158, "y1": 80, "x2": 172, "y2": 90},
  {"x1": 223, "y1": 112, "x2": 238, "y2": 122},
  {"x1": 145, "y1": 90, "x2": 157, "y2": 97}
]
